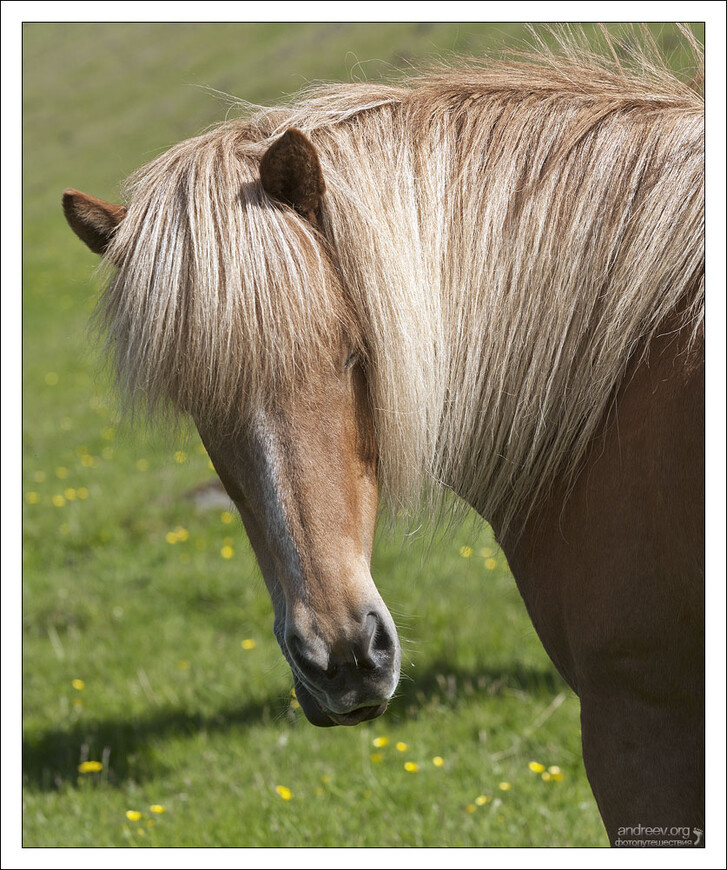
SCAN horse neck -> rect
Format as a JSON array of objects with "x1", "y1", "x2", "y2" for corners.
[{"x1": 320, "y1": 90, "x2": 703, "y2": 528}]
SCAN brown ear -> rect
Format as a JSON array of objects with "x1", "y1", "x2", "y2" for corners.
[
  {"x1": 62, "y1": 188, "x2": 127, "y2": 254},
  {"x1": 259, "y1": 128, "x2": 325, "y2": 224}
]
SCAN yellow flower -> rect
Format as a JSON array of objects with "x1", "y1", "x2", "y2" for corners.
[
  {"x1": 102, "y1": 427, "x2": 115, "y2": 441},
  {"x1": 136, "y1": 459, "x2": 149, "y2": 471},
  {"x1": 395, "y1": 741, "x2": 408, "y2": 752},
  {"x1": 459, "y1": 545, "x2": 473, "y2": 558},
  {"x1": 56, "y1": 467, "x2": 68, "y2": 479},
  {"x1": 370, "y1": 753, "x2": 383, "y2": 763},
  {"x1": 64, "y1": 488, "x2": 77, "y2": 501},
  {"x1": 528, "y1": 761, "x2": 545, "y2": 773},
  {"x1": 315, "y1": 787, "x2": 324, "y2": 796},
  {"x1": 174, "y1": 526, "x2": 189, "y2": 542},
  {"x1": 78, "y1": 761, "x2": 102, "y2": 773},
  {"x1": 475, "y1": 794, "x2": 491, "y2": 805},
  {"x1": 174, "y1": 451, "x2": 187, "y2": 464},
  {"x1": 25, "y1": 492, "x2": 40, "y2": 504},
  {"x1": 221, "y1": 511, "x2": 234, "y2": 524},
  {"x1": 546, "y1": 766, "x2": 563, "y2": 782},
  {"x1": 165, "y1": 532, "x2": 178, "y2": 545},
  {"x1": 71, "y1": 679, "x2": 85, "y2": 690},
  {"x1": 498, "y1": 781, "x2": 511, "y2": 791},
  {"x1": 221, "y1": 545, "x2": 234, "y2": 559},
  {"x1": 125, "y1": 810, "x2": 141, "y2": 821},
  {"x1": 275, "y1": 785, "x2": 292, "y2": 801},
  {"x1": 149, "y1": 805, "x2": 165, "y2": 814},
  {"x1": 177, "y1": 660, "x2": 189, "y2": 670},
  {"x1": 241, "y1": 639, "x2": 256, "y2": 650},
  {"x1": 541, "y1": 771, "x2": 552, "y2": 781},
  {"x1": 466, "y1": 804, "x2": 476, "y2": 813},
  {"x1": 485, "y1": 558, "x2": 497, "y2": 570},
  {"x1": 372, "y1": 736, "x2": 389, "y2": 748},
  {"x1": 404, "y1": 762, "x2": 418, "y2": 772},
  {"x1": 480, "y1": 546, "x2": 493, "y2": 558},
  {"x1": 77, "y1": 487, "x2": 89, "y2": 499},
  {"x1": 80, "y1": 454, "x2": 95, "y2": 467},
  {"x1": 52, "y1": 495, "x2": 66, "y2": 507},
  {"x1": 432, "y1": 756, "x2": 445, "y2": 767}
]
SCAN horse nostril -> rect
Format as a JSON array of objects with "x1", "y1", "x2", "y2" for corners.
[
  {"x1": 356, "y1": 612, "x2": 377, "y2": 668},
  {"x1": 357, "y1": 610, "x2": 396, "y2": 669},
  {"x1": 285, "y1": 632, "x2": 312, "y2": 670},
  {"x1": 285, "y1": 629, "x2": 331, "y2": 680},
  {"x1": 285, "y1": 631, "x2": 302, "y2": 659},
  {"x1": 364, "y1": 612, "x2": 377, "y2": 648},
  {"x1": 374, "y1": 610, "x2": 398, "y2": 649},
  {"x1": 286, "y1": 612, "x2": 398, "y2": 684}
]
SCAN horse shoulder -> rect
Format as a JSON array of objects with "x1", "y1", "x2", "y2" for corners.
[
  {"x1": 498, "y1": 320, "x2": 704, "y2": 693},
  {"x1": 497, "y1": 322, "x2": 704, "y2": 841}
]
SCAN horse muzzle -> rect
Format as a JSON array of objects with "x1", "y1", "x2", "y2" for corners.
[{"x1": 281, "y1": 607, "x2": 401, "y2": 728}]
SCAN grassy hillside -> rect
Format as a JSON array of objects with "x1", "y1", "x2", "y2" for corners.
[{"x1": 22, "y1": 22, "x2": 701, "y2": 847}]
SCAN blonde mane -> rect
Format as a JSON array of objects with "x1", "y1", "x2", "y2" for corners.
[{"x1": 98, "y1": 27, "x2": 704, "y2": 530}]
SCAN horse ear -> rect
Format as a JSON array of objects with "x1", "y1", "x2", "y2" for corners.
[
  {"x1": 62, "y1": 188, "x2": 127, "y2": 254},
  {"x1": 259, "y1": 128, "x2": 325, "y2": 224}
]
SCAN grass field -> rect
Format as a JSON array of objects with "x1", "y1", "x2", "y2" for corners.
[{"x1": 21, "y1": 21, "x2": 703, "y2": 848}]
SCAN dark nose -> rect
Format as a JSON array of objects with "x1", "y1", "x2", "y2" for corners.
[
  {"x1": 285, "y1": 610, "x2": 398, "y2": 686},
  {"x1": 359, "y1": 611, "x2": 398, "y2": 669}
]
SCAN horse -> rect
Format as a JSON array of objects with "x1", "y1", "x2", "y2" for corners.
[{"x1": 62, "y1": 29, "x2": 704, "y2": 846}]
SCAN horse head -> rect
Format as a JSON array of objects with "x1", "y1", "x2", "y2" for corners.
[{"x1": 62, "y1": 128, "x2": 401, "y2": 727}]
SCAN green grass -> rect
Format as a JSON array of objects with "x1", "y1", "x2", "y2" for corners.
[
  {"x1": 22, "y1": 21, "x2": 701, "y2": 848},
  {"x1": 23, "y1": 503, "x2": 596, "y2": 847}
]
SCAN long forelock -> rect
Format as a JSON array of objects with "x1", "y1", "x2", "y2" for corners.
[{"x1": 98, "y1": 128, "x2": 353, "y2": 429}]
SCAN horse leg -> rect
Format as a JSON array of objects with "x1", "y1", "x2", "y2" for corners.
[
  {"x1": 579, "y1": 673, "x2": 704, "y2": 845},
  {"x1": 497, "y1": 328, "x2": 704, "y2": 845}
]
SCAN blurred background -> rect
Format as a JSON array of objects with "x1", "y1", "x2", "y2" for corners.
[{"x1": 22, "y1": 21, "x2": 702, "y2": 847}]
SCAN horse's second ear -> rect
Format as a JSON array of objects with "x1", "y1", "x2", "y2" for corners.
[
  {"x1": 260, "y1": 128, "x2": 325, "y2": 224},
  {"x1": 62, "y1": 189, "x2": 127, "y2": 255}
]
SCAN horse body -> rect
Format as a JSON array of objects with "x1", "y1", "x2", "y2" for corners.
[
  {"x1": 63, "y1": 31, "x2": 704, "y2": 844},
  {"x1": 497, "y1": 320, "x2": 704, "y2": 839}
]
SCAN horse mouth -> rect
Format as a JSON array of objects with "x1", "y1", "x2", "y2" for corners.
[
  {"x1": 327, "y1": 703, "x2": 388, "y2": 726},
  {"x1": 293, "y1": 679, "x2": 387, "y2": 727}
]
